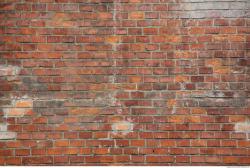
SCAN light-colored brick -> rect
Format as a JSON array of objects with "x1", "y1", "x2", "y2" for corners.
[
  {"x1": 0, "y1": 65, "x2": 20, "y2": 76},
  {"x1": 0, "y1": 124, "x2": 7, "y2": 131},
  {"x1": 0, "y1": 132, "x2": 16, "y2": 140}
]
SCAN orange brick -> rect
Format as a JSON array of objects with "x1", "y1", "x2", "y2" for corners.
[
  {"x1": 165, "y1": 35, "x2": 182, "y2": 43},
  {"x1": 223, "y1": 156, "x2": 239, "y2": 163},
  {"x1": 129, "y1": 12, "x2": 144, "y2": 19},
  {"x1": 191, "y1": 108, "x2": 207, "y2": 114},
  {"x1": 185, "y1": 116, "x2": 201, "y2": 123},
  {"x1": 206, "y1": 59, "x2": 222, "y2": 67},
  {"x1": 15, "y1": 100, "x2": 33, "y2": 108},
  {"x1": 214, "y1": 67, "x2": 230, "y2": 74},
  {"x1": 168, "y1": 116, "x2": 184, "y2": 123},
  {"x1": 167, "y1": 99, "x2": 177, "y2": 107},
  {"x1": 229, "y1": 35, "x2": 245, "y2": 42},
  {"x1": 175, "y1": 75, "x2": 189, "y2": 82},
  {"x1": 129, "y1": 76, "x2": 142, "y2": 83},
  {"x1": 55, "y1": 140, "x2": 69, "y2": 147},
  {"x1": 190, "y1": 27, "x2": 205, "y2": 34},
  {"x1": 105, "y1": 36, "x2": 119, "y2": 43},
  {"x1": 69, "y1": 108, "x2": 100, "y2": 115}
]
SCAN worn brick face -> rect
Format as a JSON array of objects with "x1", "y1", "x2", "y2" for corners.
[{"x1": 0, "y1": 0, "x2": 249, "y2": 166}]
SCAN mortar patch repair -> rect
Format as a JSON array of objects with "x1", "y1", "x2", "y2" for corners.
[
  {"x1": 3, "y1": 95, "x2": 33, "y2": 117},
  {"x1": 0, "y1": 65, "x2": 35, "y2": 140},
  {"x1": 111, "y1": 120, "x2": 134, "y2": 136},
  {"x1": 0, "y1": 65, "x2": 21, "y2": 78},
  {"x1": 235, "y1": 118, "x2": 250, "y2": 139},
  {"x1": 0, "y1": 65, "x2": 22, "y2": 140},
  {"x1": 0, "y1": 122, "x2": 16, "y2": 140}
]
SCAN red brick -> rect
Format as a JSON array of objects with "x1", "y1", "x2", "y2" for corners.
[
  {"x1": 55, "y1": 140, "x2": 69, "y2": 147},
  {"x1": 6, "y1": 157, "x2": 21, "y2": 165},
  {"x1": 0, "y1": 0, "x2": 248, "y2": 166},
  {"x1": 146, "y1": 156, "x2": 174, "y2": 163},
  {"x1": 15, "y1": 149, "x2": 30, "y2": 156}
]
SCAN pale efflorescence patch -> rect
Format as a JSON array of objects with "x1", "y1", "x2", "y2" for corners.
[
  {"x1": 0, "y1": 65, "x2": 33, "y2": 139},
  {"x1": 235, "y1": 119, "x2": 250, "y2": 139},
  {"x1": 1, "y1": 95, "x2": 33, "y2": 140},
  {"x1": 0, "y1": 65, "x2": 22, "y2": 140},
  {"x1": 111, "y1": 120, "x2": 134, "y2": 135},
  {"x1": 0, "y1": 65, "x2": 21, "y2": 77},
  {"x1": 3, "y1": 95, "x2": 33, "y2": 117}
]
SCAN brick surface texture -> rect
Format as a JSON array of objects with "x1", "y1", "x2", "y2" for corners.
[{"x1": 0, "y1": 0, "x2": 250, "y2": 166}]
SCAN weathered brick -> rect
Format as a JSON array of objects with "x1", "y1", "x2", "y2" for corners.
[
  {"x1": 0, "y1": 0, "x2": 249, "y2": 166},
  {"x1": 129, "y1": 11, "x2": 144, "y2": 19},
  {"x1": 0, "y1": 65, "x2": 20, "y2": 77},
  {"x1": 0, "y1": 132, "x2": 16, "y2": 140}
]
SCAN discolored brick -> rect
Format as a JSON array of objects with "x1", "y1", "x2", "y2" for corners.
[{"x1": 0, "y1": 0, "x2": 249, "y2": 166}]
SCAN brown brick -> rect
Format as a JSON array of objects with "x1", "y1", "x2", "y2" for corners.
[{"x1": 0, "y1": 0, "x2": 248, "y2": 166}]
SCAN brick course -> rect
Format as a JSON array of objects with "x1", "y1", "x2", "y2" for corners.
[{"x1": 0, "y1": 0, "x2": 249, "y2": 165}]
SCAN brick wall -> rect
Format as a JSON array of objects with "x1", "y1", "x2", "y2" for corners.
[{"x1": 0, "y1": 0, "x2": 249, "y2": 165}]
